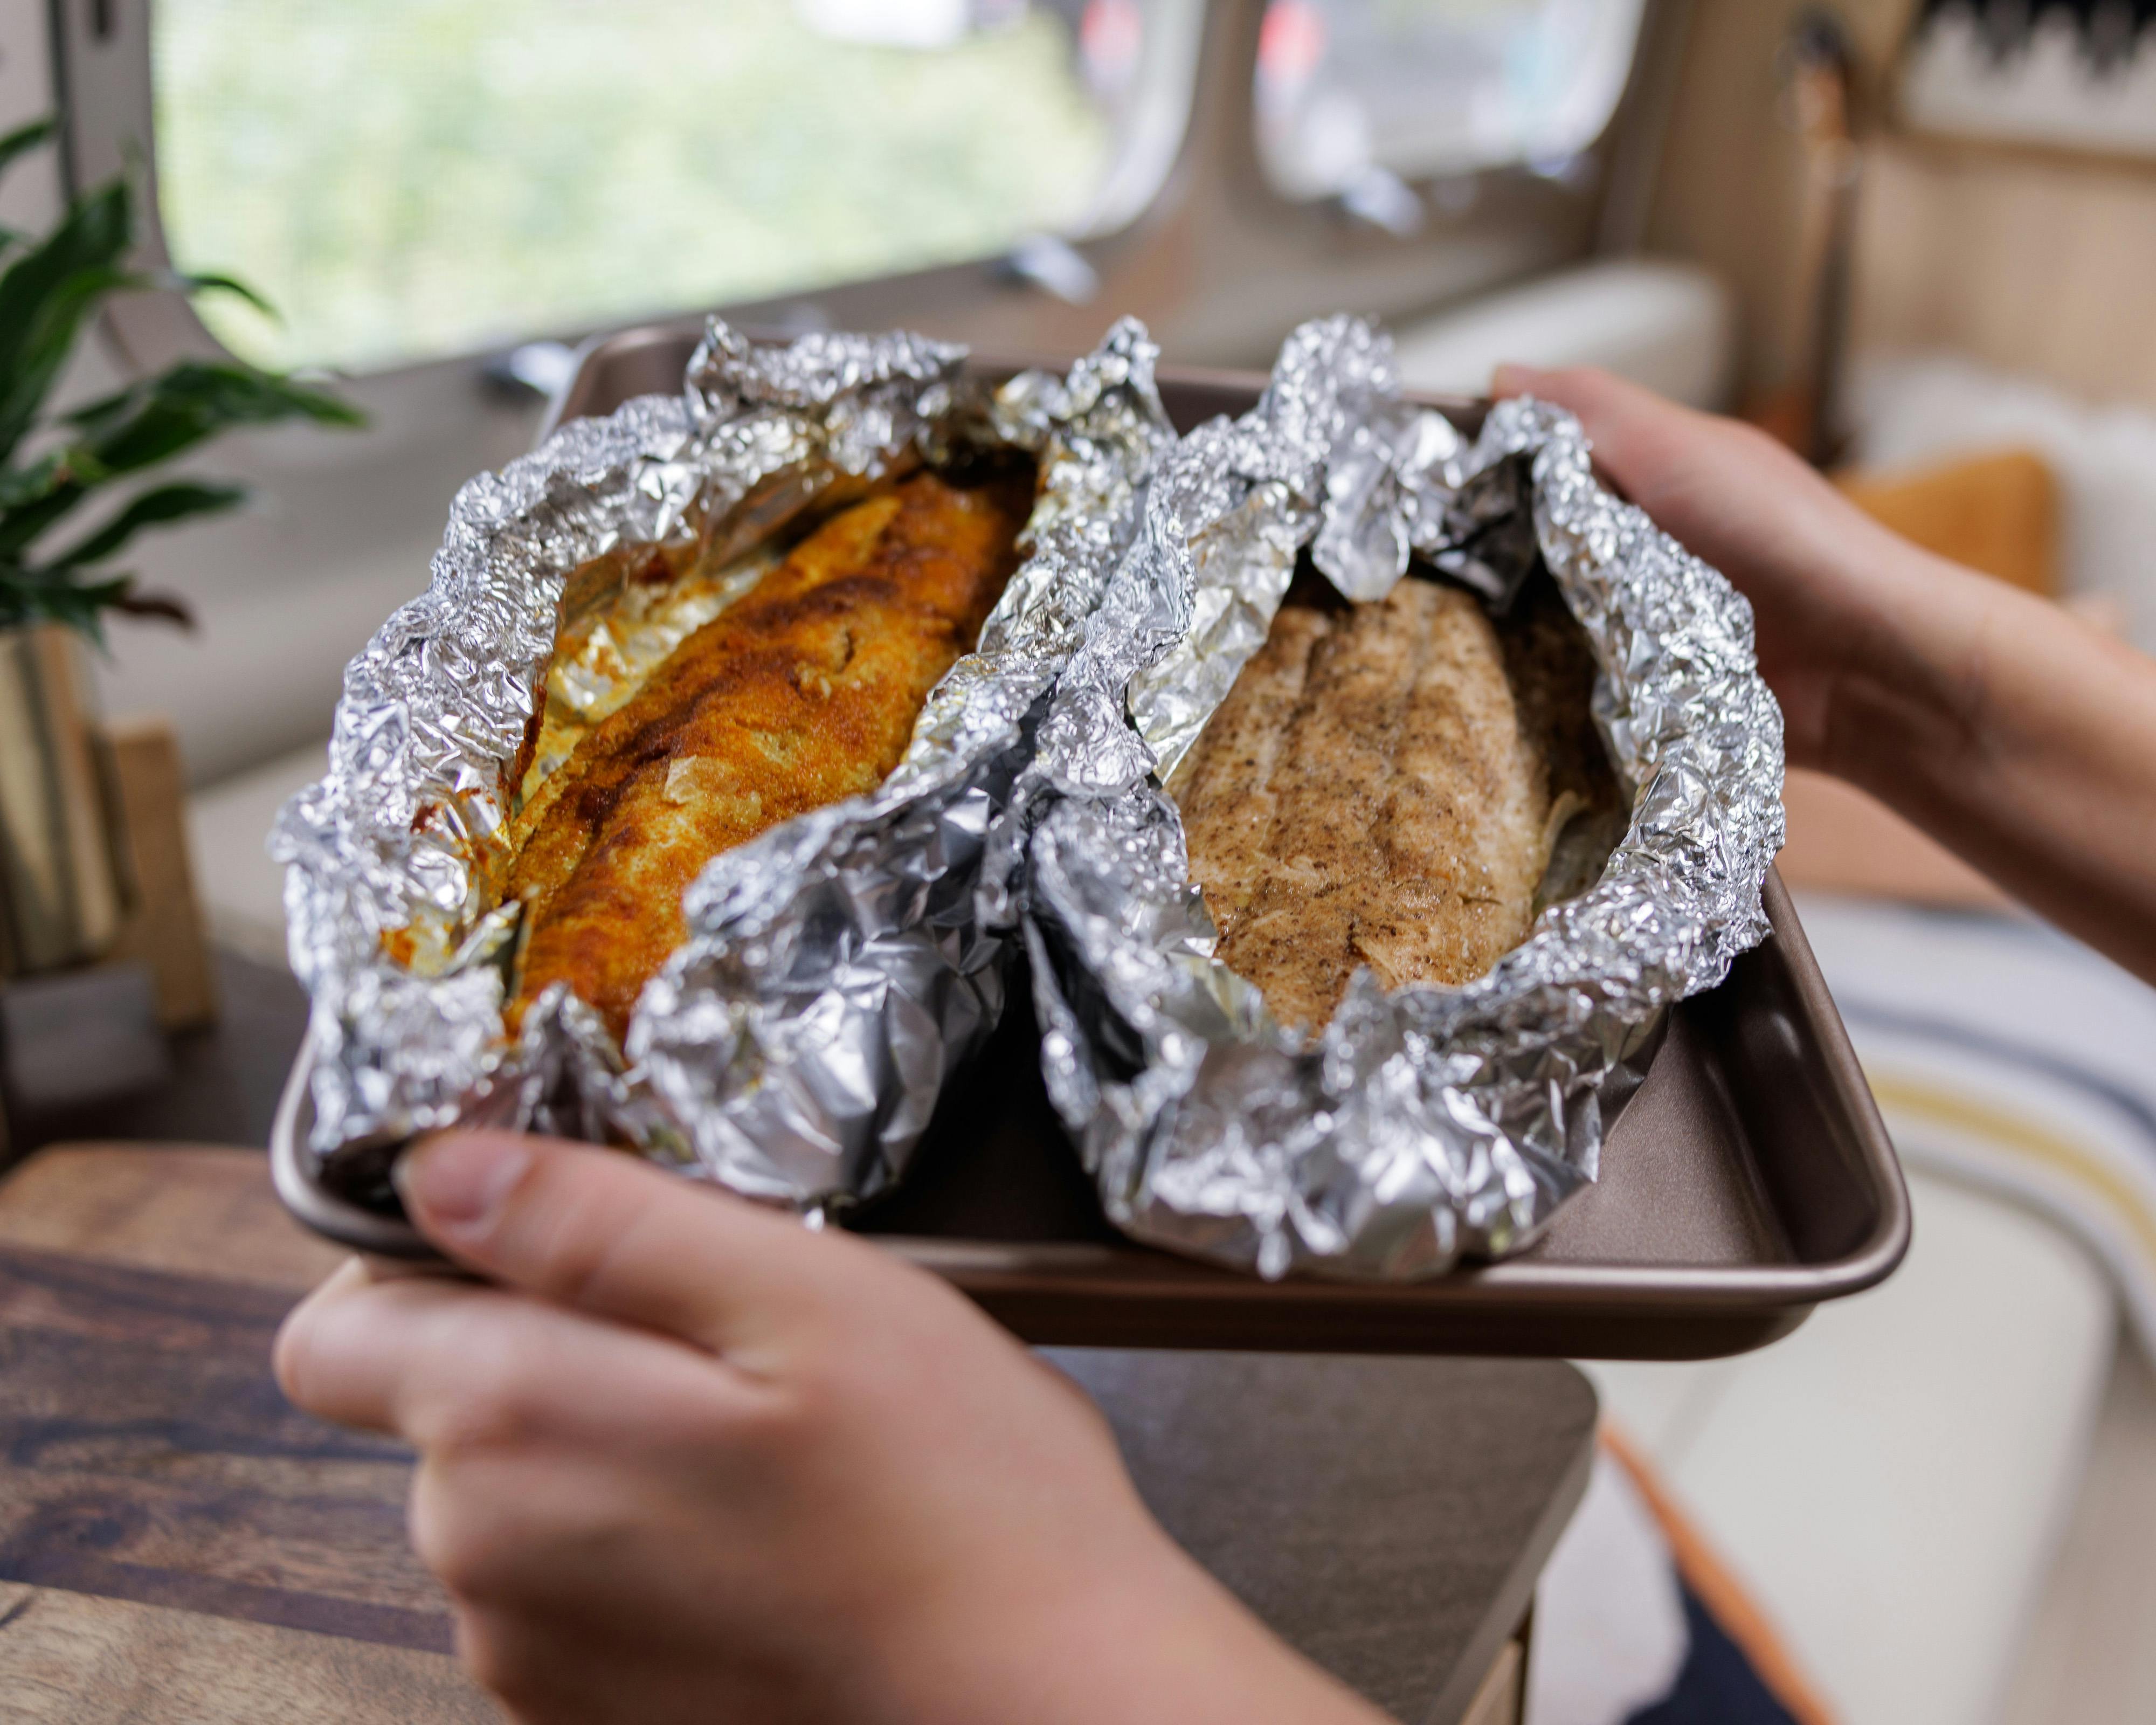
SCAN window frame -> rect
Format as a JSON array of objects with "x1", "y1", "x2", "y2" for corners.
[
  {"x1": 56, "y1": 0, "x2": 1685, "y2": 388},
  {"x1": 1250, "y1": 0, "x2": 1659, "y2": 204}
]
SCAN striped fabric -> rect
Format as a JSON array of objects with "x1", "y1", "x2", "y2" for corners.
[
  {"x1": 1797, "y1": 894, "x2": 2156, "y2": 1363},
  {"x1": 1533, "y1": 895, "x2": 2148, "y2": 1725}
]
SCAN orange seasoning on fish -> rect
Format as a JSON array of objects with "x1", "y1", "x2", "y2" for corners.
[{"x1": 503, "y1": 468, "x2": 1033, "y2": 1040}]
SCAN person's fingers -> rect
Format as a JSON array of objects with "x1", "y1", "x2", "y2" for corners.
[
  {"x1": 274, "y1": 1256, "x2": 384, "y2": 1424},
  {"x1": 1489, "y1": 361, "x2": 1550, "y2": 400},
  {"x1": 451, "y1": 1595, "x2": 733, "y2": 1725},
  {"x1": 450, "y1": 1599, "x2": 651, "y2": 1725},
  {"x1": 1492, "y1": 359, "x2": 1646, "y2": 413},
  {"x1": 1490, "y1": 361, "x2": 1668, "y2": 503},
  {"x1": 410, "y1": 1450, "x2": 676, "y2": 1612},
  {"x1": 277, "y1": 1267, "x2": 465, "y2": 1435},
  {"x1": 275, "y1": 1254, "x2": 746, "y2": 1446},
  {"x1": 393, "y1": 1130, "x2": 889, "y2": 1365},
  {"x1": 1492, "y1": 361, "x2": 1668, "y2": 444}
]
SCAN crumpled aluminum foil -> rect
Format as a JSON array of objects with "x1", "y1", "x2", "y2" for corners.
[
  {"x1": 273, "y1": 316, "x2": 1173, "y2": 1213},
  {"x1": 1017, "y1": 314, "x2": 1786, "y2": 1280}
]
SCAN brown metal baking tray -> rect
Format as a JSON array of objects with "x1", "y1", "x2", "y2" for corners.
[
  {"x1": 273, "y1": 332, "x2": 1909, "y2": 1361},
  {"x1": 858, "y1": 869, "x2": 1905, "y2": 1360}
]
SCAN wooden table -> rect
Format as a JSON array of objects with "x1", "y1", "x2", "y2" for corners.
[{"x1": 0, "y1": 1145, "x2": 1596, "y2": 1724}]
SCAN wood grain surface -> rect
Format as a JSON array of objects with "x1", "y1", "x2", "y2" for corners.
[
  {"x1": 0, "y1": 1585, "x2": 496, "y2": 1725},
  {"x1": 0, "y1": 1151, "x2": 498, "y2": 1722},
  {"x1": 0, "y1": 1145, "x2": 1594, "y2": 1724},
  {"x1": 0, "y1": 1144, "x2": 343, "y2": 1288}
]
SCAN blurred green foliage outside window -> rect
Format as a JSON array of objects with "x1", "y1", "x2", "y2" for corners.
[{"x1": 151, "y1": 0, "x2": 1121, "y2": 373}]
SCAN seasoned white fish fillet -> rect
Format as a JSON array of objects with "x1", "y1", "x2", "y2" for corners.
[{"x1": 1177, "y1": 573, "x2": 1609, "y2": 1030}]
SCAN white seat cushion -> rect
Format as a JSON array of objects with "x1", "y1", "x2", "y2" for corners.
[
  {"x1": 1797, "y1": 893, "x2": 2156, "y2": 1368},
  {"x1": 1389, "y1": 259, "x2": 1737, "y2": 410},
  {"x1": 1586, "y1": 1173, "x2": 2114, "y2": 1725}
]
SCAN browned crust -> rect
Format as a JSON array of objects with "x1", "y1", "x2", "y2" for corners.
[
  {"x1": 506, "y1": 468, "x2": 1032, "y2": 1039},
  {"x1": 1178, "y1": 570, "x2": 1615, "y2": 1031}
]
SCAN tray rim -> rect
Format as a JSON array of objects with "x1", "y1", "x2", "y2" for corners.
[
  {"x1": 541, "y1": 320, "x2": 1484, "y2": 446},
  {"x1": 271, "y1": 870, "x2": 1910, "y2": 1331},
  {"x1": 277, "y1": 332, "x2": 1910, "y2": 1353}
]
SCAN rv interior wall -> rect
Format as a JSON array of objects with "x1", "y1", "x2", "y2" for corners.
[
  {"x1": 0, "y1": 0, "x2": 58, "y2": 230},
  {"x1": 1856, "y1": 142, "x2": 2156, "y2": 409},
  {"x1": 1648, "y1": 0, "x2": 2156, "y2": 411}
]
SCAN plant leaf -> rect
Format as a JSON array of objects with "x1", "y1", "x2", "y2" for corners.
[
  {"x1": 0, "y1": 139, "x2": 361, "y2": 637},
  {"x1": 0, "y1": 451, "x2": 70, "y2": 512},
  {"x1": 0, "y1": 427, "x2": 126, "y2": 560},
  {"x1": 34, "y1": 480, "x2": 246, "y2": 576},
  {"x1": 0, "y1": 474, "x2": 88, "y2": 560},
  {"x1": 108, "y1": 585, "x2": 194, "y2": 628},
  {"x1": 0, "y1": 181, "x2": 132, "y2": 377},
  {"x1": 0, "y1": 263, "x2": 153, "y2": 453},
  {"x1": 0, "y1": 179, "x2": 135, "y2": 461},
  {"x1": 0, "y1": 565, "x2": 134, "y2": 643},
  {"x1": 0, "y1": 118, "x2": 55, "y2": 184},
  {"x1": 64, "y1": 361, "x2": 364, "y2": 479},
  {"x1": 3, "y1": 364, "x2": 358, "y2": 562},
  {"x1": 161, "y1": 268, "x2": 279, "y2": 319}
]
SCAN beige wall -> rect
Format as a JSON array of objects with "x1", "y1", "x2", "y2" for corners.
[
  {"x1": 1855, "y1": 141, "x2": 2156, "y2": 406},
  {"x1": 1644, "y1": 0, "x2": 2156, "y2": 408}
]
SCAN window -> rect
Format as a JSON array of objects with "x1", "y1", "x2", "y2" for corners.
[
  {"x1": 149, "y1": 0, "x2": 1188, "y2": 374},
  {"x1": 1255, "y1": 0, "x2": 1647, "y2": 201}
]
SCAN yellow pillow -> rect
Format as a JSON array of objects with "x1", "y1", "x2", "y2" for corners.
[{"x1": 1834, "y1": 447, "x2": 2056, "y2": 597}]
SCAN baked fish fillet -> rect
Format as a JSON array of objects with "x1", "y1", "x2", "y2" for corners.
[
  {"x1": 506, "y1": 468, "x2": 1032, "y2": 1039},
  {"x1": 1176, "y1": 572, "x2": 1610, "y2": 1031}
]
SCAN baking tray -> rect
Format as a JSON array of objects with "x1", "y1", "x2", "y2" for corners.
[{"x1": 272, "y1": 332, "x2": 1909, "y2": 1361}]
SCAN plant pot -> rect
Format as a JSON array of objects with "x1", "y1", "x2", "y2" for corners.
[{"x1": 0, "y1": 623, "x2": 123, "y2": 976}]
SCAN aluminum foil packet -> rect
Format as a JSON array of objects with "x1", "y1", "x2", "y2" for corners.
[
  {"x1": 274, "y1": 316, "x2": 1173, "y2": 1213},
  {"x1": 1018, "y1": 315, "x2": 1786, "y2": 1280}
]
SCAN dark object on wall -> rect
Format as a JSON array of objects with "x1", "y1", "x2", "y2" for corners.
[{"x1": 1903, "y1": 0, "x2": 2156, "y2": 157}]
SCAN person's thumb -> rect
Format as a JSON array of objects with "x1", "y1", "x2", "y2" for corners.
[
  {"x1": 395, "y1": 1129, "x2": 840, "y2": 1355},
  {"x1": 1490, "y1": 362, "x2": 1553, "y2": 400}
]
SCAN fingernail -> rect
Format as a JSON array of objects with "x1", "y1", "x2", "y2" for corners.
[{"x1": 397, "y1": 1133, "x2": 530, "y2": 1238}]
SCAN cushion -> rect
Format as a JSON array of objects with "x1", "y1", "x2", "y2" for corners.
[{"x1": 1575, "y1": 1173, "x2": 2114, "y2": 1724}]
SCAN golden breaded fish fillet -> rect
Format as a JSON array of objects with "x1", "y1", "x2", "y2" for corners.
[
  {"x1": 1177, "y1": 572, "x2": 1610, "y2": 1031},
  {"x1": 506, "y1": 468, "x2": 1032, "y2": 1039}
]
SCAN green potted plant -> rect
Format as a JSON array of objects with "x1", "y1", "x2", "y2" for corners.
[{"x1": 0, "y1": 116, "x2": 361, "y2": 976}]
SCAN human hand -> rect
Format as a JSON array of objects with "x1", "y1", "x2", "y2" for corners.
[
  {"x1": 275, "y1": 1132, "x2": 1385, "y2": 1725},
  {"x1": 1491, "y1": 367, "x2": 2156, "y2": 981},
  {"x1": 1491, "y1": 363, "x2": 1986, "y2": 777}
]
